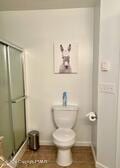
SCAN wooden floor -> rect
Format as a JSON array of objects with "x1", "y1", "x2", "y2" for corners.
[{"x1": 17, "y1": 146, "x2": 95, "y2": 168}]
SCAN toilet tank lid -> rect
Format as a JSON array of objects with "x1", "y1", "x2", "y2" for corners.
[{"x1": 52, "y1": 105, "x2": 79, "y2": 111}]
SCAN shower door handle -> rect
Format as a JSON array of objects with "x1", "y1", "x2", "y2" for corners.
[{"x1": 11, "y1": 96, "x2": 27, "y2": 103}]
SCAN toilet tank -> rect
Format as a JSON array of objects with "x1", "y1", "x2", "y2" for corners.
[{"x1": 52, "y1": 105, "x2": 79, "y2": 129}]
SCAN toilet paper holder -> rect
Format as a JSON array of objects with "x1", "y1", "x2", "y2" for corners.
[{"x1": 86, "y1": 112, "x2": 97, "y2": 121}]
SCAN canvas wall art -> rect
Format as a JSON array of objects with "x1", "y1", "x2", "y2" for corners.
[{"x1": 54, "y1": 42, "x2": 78, "y2": 74}]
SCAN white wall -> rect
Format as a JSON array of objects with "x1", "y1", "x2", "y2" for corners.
[
  {"x1": 116, "y1": 76, "x2": 120, "y2": 168},
  {"x1": 92, "y1": 4, "x2": 100, "y2": 156},
  {"x1": 0, "y1": 9, "x2": 94, "y2": 145},
  {"x1": 96, "y1": 0, "x2": 120, "y2": 167}
]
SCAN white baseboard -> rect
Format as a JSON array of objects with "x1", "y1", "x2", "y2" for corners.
[
  {"x1": 40, "y1": 140, "x2": 54, "y2": 146},
  {"x1": 91, "y1": 144, "x2": 96, "y2": 165},
  {"x1": 90, "y1": 144, "x2": 109, "y2": 168},
  {"x1": 96, "y1": 162, "x2": 109, "y2": 168},
  {"x1": 75, "y1": 141, "x2": 91, "y2": 146},
  {"x1": 40, "y1": 140, "x2": 91, "y2": 147},
  {"x1": 9, "y1": 140, "x2": 27, "y2": 168}
]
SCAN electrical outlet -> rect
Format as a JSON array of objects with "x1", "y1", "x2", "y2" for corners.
[{"x1": 99, "y1": 83, "x2": 116, "y2": 94}]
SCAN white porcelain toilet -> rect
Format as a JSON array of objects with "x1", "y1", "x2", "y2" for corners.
[{"x1": 52, "y1": 105, "x2": 79, "y2": 166}]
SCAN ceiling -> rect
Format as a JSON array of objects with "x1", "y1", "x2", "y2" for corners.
[{"x1": 0, "y1": 0, "x2": 99, "y2": 11}]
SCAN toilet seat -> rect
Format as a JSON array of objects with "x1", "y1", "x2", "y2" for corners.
[
  {"x1": 53, "y1": 128, "x2": 75, "y2": 142},
  {"x1": 53, "y1": 128, "x2": 76, "y2": 148}
]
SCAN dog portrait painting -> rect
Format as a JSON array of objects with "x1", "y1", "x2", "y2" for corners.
[{"x1": 54, "y1": 42, "x2": 78, "y2": 74}]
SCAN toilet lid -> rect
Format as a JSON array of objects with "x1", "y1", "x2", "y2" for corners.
[{"x1": 53, "y1": 128, "x2": 75, "y2": 141}]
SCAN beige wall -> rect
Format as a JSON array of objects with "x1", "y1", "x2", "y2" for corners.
[{"x1": 0, "y1": 9, "x2": 94, "y2": 145}]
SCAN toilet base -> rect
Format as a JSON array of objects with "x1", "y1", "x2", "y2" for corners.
[{"x1": 56, "y1": 148, "x2": 72, "y2": 166}]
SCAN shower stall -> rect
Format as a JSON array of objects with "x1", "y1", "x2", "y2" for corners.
[{"x1": 0, "y1": 40, "x2": 26, "y2": 159}]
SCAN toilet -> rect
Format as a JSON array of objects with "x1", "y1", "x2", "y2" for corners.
[{"x1": 52, "y1": 105, "x2": 79, "y2": 166}]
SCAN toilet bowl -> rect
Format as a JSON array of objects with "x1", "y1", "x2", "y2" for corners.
[
  {"x1": 53, "y1": 128, "x2": 75, "y2": 166},
  {"x1": 52, "y1": 105, "x2": 79, "y2": 166}
]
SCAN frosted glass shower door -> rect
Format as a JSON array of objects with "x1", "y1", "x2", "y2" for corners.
[
  {"x1": 8, "y1": 46, "x2": 26, "y2": 152},
  {"x1": 0, "y1": 43, "x2": 14, "y2": 158}
]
